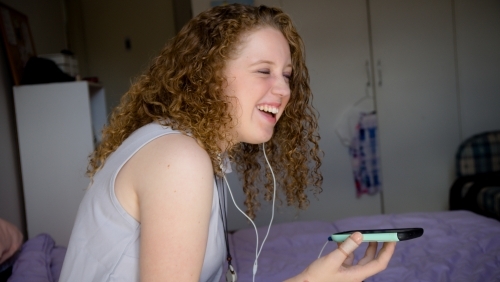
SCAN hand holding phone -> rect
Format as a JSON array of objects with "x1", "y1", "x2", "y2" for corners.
[{"x1": 329, "y1": 228, "x2": 424, "y2": 242}]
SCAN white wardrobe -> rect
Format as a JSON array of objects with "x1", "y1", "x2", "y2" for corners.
[
  {"x1": 285, "y1": 0, "x2": 499, "y2": 213},
  {"x1": 366, "y1": 0, "x2": 461, "y2": 213},
  {"x1": 14, "y1": 81, "x2": 107, "y2": 246},
  {"x1": 222, "y1": 0, "x2": 500, "y2": 229}
]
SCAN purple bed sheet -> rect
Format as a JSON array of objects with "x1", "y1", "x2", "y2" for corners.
[{"x1": 228, "y1": 210, "x2": 500, "y2": 282}]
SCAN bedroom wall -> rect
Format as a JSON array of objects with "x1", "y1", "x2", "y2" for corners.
[
  {"x1": 0, "y1": 0, "x2": 67, "y2": 236},
  {"x1": 79, "y1": 0, "x2": 177, "y2": 114},
  {"x1": 0, "y1": 0, "x2": 66, "y2": 54},
  {"x1": 454, "y1": 0, "x2": 500, "y2": 139},
  {"x1": 0, "y1": 40, "x2": 26, "y2": 236}
]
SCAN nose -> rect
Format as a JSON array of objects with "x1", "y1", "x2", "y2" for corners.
[{"x1": 271, "y1": 76, "x2": 291, "y2": 97}]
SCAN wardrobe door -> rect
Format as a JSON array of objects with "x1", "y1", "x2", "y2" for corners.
[
  {"x1": 454, "y1": 0, "x2": 500, "y2": 139},
  {"x1": 278, "y1": 0, "x2": 381, "y2": 221},
  {"x1": 369, "y1": 0, "x2": 461, "y2": 213}
]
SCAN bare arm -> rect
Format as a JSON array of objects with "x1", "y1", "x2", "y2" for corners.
[{"x1": 121, "y1": 134, "x2": 214, "y2": 281}]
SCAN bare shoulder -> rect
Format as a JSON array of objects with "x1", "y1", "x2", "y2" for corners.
[
  {"x1": 114, "y1": 132, "x2": 215, "y2": 222},
  {"x1": 131, "y1": 133, "x2": 214, "y2": 192},
  {"x1": 141, "y1": 133, "x2": 210, "y2": 165}
]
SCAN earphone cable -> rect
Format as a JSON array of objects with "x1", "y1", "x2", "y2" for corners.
[
  {"x1": 223, "y1": 142, "x2": 276, "y2": 282},
  {"x1": 216, "y1": 176, "x2": 232, "y2": 265},
  {"x1": 257, "y1": 142, "x2": 277, "y2": 260},
  {"x1": 318, "y1": 240, "x2": 329, "y2": 258},
  {"x1": 223, "y1": 175, "x2": 259, "y2": 280}
]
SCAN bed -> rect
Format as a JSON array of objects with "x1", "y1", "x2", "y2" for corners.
[
  {"x1": 1, "y1": 132, "x2": 498, "y2": 282},
  {"x1": 2, "y1": 211, "x2": 499, "y2": 282},
  {"x1": 1, "y1": 233, "x2": 66, "y2": 282},
  {"x1": 228, "y1": 210, "x2": 500, "y2": 282}
]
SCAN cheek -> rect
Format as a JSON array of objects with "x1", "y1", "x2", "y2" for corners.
[
  {"x1": 282, "y1": 95, "x2": 291, "y2": 109},
  {"x1": 228, "y1": 97, "x2": 242, "y2": 120}
]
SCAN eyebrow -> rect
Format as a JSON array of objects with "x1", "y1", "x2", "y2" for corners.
[{"x1": 250, "y1": 60, "x2": 292, "y2": 68}]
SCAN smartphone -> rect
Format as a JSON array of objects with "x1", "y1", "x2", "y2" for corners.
[{"x1": 329, "y1": 227, "x2": 424, "y2": 242}]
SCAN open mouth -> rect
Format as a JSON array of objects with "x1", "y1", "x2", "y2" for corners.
[
  {"x1": 257, "y1": 105, "x2": 278, "y2": 118},
  {"x1": 259, "y1": 109, "x2": 276, "y2": 118}
]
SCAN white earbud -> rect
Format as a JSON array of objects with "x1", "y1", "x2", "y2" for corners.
[{"x1": 225, "y1": 264, "x2": 237, "y2": 282}]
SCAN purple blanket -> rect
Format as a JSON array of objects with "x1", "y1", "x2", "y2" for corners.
[
  {"x1": 228, "y1": 210, "x2": 500, "y2": 282},
  {"x1": 8, "y1": 234, "x2": 66, "y2": 282}
]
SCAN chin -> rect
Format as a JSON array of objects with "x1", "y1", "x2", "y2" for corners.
[
  {"x1": 246, "y1": 133, "x2": 273, "y2": 145},
  {"x1": 237, "y1": 126, "x2": 275, "y2": 144}
]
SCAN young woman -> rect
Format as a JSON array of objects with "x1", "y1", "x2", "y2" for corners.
[{"x1": 60, "y1": 4, "x2": 395, "y2": 282}]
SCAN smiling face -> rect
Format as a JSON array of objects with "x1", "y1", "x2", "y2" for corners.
[{"x1": 223, "y1": 27, "x2": 292, "y2": 145}]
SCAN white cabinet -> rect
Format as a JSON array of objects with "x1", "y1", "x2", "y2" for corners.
[{"x1": 14, "y1": 81, "x2": 107, "y2": 246}]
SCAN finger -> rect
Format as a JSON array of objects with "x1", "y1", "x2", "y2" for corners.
[
  {"x1": 328, "y1": 232, "x2": 363, "y2": 268},
  {"x1": 337, "y1": 242, "x2": 355, "y2": 266},
  {"x1": 355, "y1": 242, "x2": 397, "y2": 277},
  {"x1": 375, "y1": 242, "x2": 396, "y2": 261},
  {"x1": 357, "y1": 242, "x2": 378, "y2": 266},
  {"x1": 340, "y1": 242, "x2": 397, "y2": 281}
]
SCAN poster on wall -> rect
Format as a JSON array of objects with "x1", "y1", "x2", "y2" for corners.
[
  {"x1": 0, "y1": 3, "x2": 36, "y2": 85},
  {"x1": 211, "y1": 0, "x2": 254, "y2": 7}
]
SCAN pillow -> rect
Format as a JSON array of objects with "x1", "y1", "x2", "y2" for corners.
[{"x1": 0, "y1": 218, "x2": 23, "y2": 265}]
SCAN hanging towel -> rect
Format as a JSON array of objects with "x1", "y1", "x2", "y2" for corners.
[{"x1": 349, "y1": 112, "x2": 381, "y2": 197}]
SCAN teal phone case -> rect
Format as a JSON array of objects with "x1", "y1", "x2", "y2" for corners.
[
  {"x1": 329, "y1": 228, "x2": 423, "y2": 242},
  {"x1": 330, "y1": 233, "x2": 399, "y2": 242}
]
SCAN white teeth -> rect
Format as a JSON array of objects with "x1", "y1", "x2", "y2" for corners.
[{"x1": 258, "y1": 105, "x2": 279, "y2": 114}]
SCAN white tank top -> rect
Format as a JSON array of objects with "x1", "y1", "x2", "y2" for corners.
[{"x1": 59, "y1": 122, "x2": 229, "y2": 281}]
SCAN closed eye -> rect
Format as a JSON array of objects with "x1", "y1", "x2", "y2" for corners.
[
  {"x1": 283, "y1": 73, "x2": 292, "y2": 82},
  {"x1": 258, "y1": 70, "x2": 270, "y2": 75}
]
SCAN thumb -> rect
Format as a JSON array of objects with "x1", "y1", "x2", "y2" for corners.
[{"x1": 329, "y1": 232, "x2": 363, "y2": 267}]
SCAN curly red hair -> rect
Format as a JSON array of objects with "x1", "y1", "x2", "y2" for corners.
[{"x1": 88, "y1": 4, "x2": 323, "y2": 219}]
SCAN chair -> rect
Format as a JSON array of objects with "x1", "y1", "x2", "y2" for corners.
[{"x1": 449, "y1": 131, "x2": 500, "y2": 220}]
